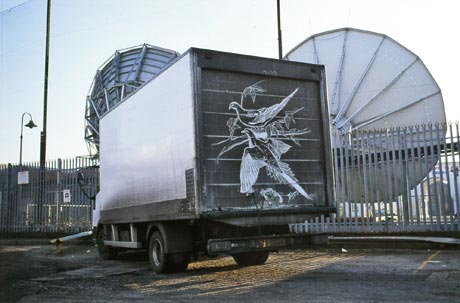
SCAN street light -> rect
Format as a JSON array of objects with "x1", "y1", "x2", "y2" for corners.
[{"x1": 19, "y1": 112, "x2": 37, "y2": 167}]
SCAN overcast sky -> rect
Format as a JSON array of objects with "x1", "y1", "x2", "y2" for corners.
[{"x1": 1, "y1": 0, "x2": 459, "y2": 164}]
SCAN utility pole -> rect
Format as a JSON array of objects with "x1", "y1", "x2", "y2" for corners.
[
  {"x1": 277, "y1": 0, "x2": 283, "y2": 59},
  {"x1": 38, "y1": 0, "x2": 51, "y2": 229},
  {"x1": 40, "y1": 0, "x2": 51, "y2": 170}
]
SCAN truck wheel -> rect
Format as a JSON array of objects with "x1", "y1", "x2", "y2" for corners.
[
  {"x1": 232, "y1": 251, "x2": 270, "y2": 266},
  {"x1": 149, "y1": 232, "x2": 189, "y2": 274},
  {"x1": 149, "y1": 232, "x2": 167, "y2": 273},
  {"x1": 96, "y1": 227, "x2": 118, "y2": 260},
  {"x1": 167, "y1": 253, "x2": 190, "y2": 273}
]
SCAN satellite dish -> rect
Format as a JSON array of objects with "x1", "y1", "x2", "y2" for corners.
[
  {"x1": 286, "y1": 28, "x2": 445, "y2": 140},
  {"x1": 85, "y1": 44, "x2": 179, "y2": 158},
  {"x1": 285, "y1": 28, "x2": 446, "y2": 202}
]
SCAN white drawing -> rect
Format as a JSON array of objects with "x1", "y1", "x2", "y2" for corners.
[
  {"x1": 287, "y1": 191, "x2": 299, "y2": 202},
  {"x1": 214, "y1": 81, "x2": 314, "y2": 203},
  {"x1": 260, "y1": 188, "x2": 283, "y2": 208}
]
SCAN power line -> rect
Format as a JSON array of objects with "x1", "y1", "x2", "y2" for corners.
[
  {"x1": 0, "y1": 38, "x2": 43, "y2": 57},
  {"x1": 1, "y1": 0, "x2": 39, "y2": 58},
  {"x1": 0, "y1": 0, "x2": 33, "y2": 15}
]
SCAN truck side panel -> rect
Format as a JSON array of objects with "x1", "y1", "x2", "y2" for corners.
[{"x1": 99, "y1": 53, "x2": 198, "y2": 223}]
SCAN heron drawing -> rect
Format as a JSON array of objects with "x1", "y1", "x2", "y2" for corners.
[
  {"x1": 214, "y1": 81, "x2": 313, "y2": 205},
  {"x1": 228, "y1": 88, "x2": 299, "y2": 128}
]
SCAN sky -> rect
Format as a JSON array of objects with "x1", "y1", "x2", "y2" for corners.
[{"x1": 1, "y1": 0, "x2": 459, "y2": 164}]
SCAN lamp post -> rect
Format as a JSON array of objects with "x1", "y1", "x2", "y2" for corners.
[{"x1": 19, "y1": 112, "x2": 37, "y2": 167}]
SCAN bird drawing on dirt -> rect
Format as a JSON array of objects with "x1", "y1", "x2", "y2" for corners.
[
  {"x1": 214, "y1": 81, "x2": 313, "y2": 203},
  {"x1": 240, "y1": 129, "x2": 312, "y2": 200}
]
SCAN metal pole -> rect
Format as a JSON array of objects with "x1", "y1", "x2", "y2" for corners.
[
  {"x1": 40, "y1": 0, "x2": 51, "y2": 169},
  {"x1": 401, "y1": 132, "x2": 410, "y2": 223},
  {"x1": 19, "y1": 114, "x2": 25, "y2": 234},
  {"x1": 19, "y1": 116, "x2": 24, "y2": 167},
  {"x1": 19, "y1": 112, "x2": 36, "y2": 227},
  {"x1": 38, "y1": 0, "x2": 51, "y2": 231},
  {"x1": 57, "y1": 158, "x2": 61, "y2": 232},
  {"x1": 277, "y1": 0, "x2": 283, "y2": 59},
  {"x1": 19, "y1": 112, "x2": 35, "y2": 167},
  {"x1": 6, "y1": 164, "x2": 12, "y2": 233}
]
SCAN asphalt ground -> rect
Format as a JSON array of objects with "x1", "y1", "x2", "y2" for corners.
[{"x1": 1, "y1": 242, "x2": 460, "y2": 303}]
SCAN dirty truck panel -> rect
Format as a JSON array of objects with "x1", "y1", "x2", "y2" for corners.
[{"x1": 98, "y1": 48, "x2": 334, "y2": 225}]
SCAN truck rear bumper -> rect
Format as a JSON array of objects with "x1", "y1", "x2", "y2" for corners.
[
  {"x1": 202, "y1": 207, "x2": 337, "y2": 227},
  {"x1": 207, "y1": 234, "x2": 329, "y2": 255},
  {"x1": 202, "y1": 207, "x2": 337, "y2": 219}
]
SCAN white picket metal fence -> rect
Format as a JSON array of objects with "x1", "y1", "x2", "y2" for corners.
[{"x1": 290, "y1": 122, "x2": 460, "y2": 234}]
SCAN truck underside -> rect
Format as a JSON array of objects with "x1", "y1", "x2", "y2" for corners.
[{"x1": 96, "y1": 218, "x2": 329, "y2": 273}]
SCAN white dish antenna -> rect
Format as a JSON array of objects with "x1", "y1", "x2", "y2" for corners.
[
  {"x1": 285, "y1": 28, "x2": 446, "y2": 202},
  {"x1": 285, "y1": 28, "x2": 445, "y2": 145}
]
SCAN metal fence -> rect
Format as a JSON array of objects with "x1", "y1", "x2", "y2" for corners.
[
  {"x1": 290, "y1": 122, "x2": 460, "y2": 234},
  {"x1": 0, "y1": 158, "x2": 98, "y2": 234},
  {"x1": 1, "y1": 122, "x2": 459, "y2": 235}
]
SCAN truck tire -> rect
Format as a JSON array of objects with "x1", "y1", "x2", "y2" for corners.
[
  {"x1": 232, "y1": 251, "x2": 270, "y2": 266},
  {"x1": 148, "y1": 232, "x2": 189, "y2": 274},
  {"x1": 96, "y1": 227, "x2": 118, "y2": 260},
  {"x1": 167, "y1": 253, "x2": 190, "y2": 273}
]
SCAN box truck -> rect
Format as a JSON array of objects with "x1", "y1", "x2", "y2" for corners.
[{"x1": 91, "y1": 48, "x2": 335, "y2": 273}]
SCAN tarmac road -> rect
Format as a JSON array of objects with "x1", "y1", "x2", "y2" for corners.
[{"x1": 1, "y1": 243, "x2": 460, "y2": 303}]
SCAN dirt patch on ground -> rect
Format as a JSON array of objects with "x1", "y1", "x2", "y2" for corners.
[{"x1": 1, "y1": 244, "x2": 460, "y2": 302}]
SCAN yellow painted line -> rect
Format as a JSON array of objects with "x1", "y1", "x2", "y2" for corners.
[{"x1": 417, "y1": 250, "x2": 441, "y2": 271}]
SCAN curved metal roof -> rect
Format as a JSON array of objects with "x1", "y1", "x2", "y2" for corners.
[{"x1": 85, "y1": 44, "x2": 179, "y2": 158}]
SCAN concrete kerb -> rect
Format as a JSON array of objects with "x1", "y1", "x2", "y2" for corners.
[
  {"x1": 2, "y1": 235, "x2": 460, "y2": 249},
  {"x1": 0, "y1": 237, "x2": 93, "y2": 246},
  {"x1": 0, "y1": 238, "x2": 53, "y2": 245},
  {"x1": 330, "y1": 236, "x2": 460, "y2": 250}
]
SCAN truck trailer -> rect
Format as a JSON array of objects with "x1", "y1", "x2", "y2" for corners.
[{"x1": 92, "y1": 48, "x2": 335, "y2": 273}]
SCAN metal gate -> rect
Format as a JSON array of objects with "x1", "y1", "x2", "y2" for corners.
[{"x1": 0, "y1": 158, "x2": 98, "y2": 234}]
